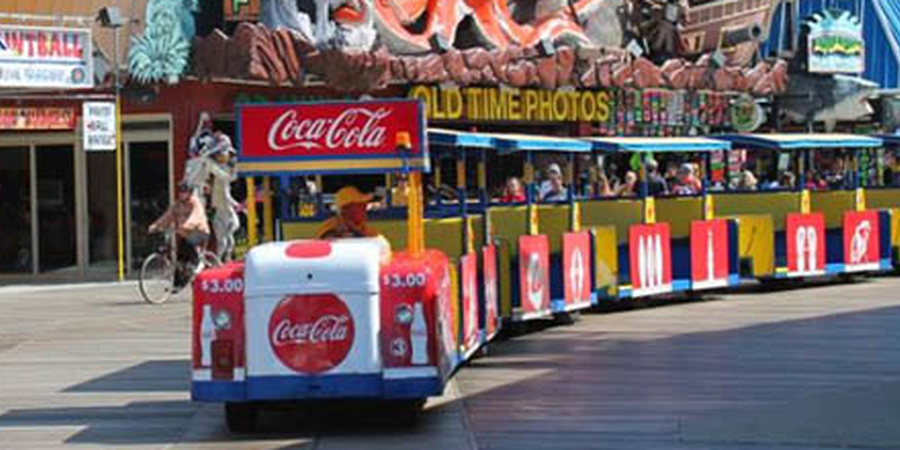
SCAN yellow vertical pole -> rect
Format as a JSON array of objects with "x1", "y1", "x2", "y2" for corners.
[
  {"x1": 262, "y1": 177, "x2": 274, "y2": 242},
  {"x1": 525, "y1": 156, "x2": 538, "y2": 235},
  {"x1": 115, "y1": 94, "x2": 124, "y2": 280},
  {"x1": 407, "y1": 171, "x2": 425, "y2": 254},
  {"x1": 246, "y1": 177, "x2": 258, "y2": 246}
]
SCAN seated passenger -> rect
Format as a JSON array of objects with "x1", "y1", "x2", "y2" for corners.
[
  {"x1": 737, "y1": 170, "x2": 758, "y2": 191},
  {"x1": 500, "y1": 176, "x2": 526, "y2": 203},
  {"x1": 615, "y1": 171, "x2": 638, "y2": 196},
  {"x1": 314, "y1": 186, "x2": 379, "y2": 239},
  {"x1": 591, "y1": 172, "x2": 614, "y2": 198},
  {"x1": 769, "y1": 171, "x2": 796, "y2": 190},
  {"x1": 672, "y1": 163, "x2": 702, "y2": 195},
  {"x1": 391, "y1": 174, "x2": 409, "y2": 207},
  {"x1": 539, "y1": 163, "x2": 568, "y2": 202},
  {"x1": 646, "y1": 160, "x2": 668, "y2": 196},
  {"x1": 804, "y1": 171, "x2": 826, "y2": 190}
]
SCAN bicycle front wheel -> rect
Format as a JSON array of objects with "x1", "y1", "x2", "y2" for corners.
[{"x1": 140, "y1": 253, "x2": 175, "y2": 305}]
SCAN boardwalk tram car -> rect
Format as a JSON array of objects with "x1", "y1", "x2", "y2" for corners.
[{"x1": 190, "y1": 98, "x2": 900, "y2": 432}]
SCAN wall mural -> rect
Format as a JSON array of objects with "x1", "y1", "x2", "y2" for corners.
[
  {"x1": 129, "y1": 0, "x2": 788, "y2": 95},
  {"x1": 128, "y1": 0, "x2": 198, "y2": 84}
]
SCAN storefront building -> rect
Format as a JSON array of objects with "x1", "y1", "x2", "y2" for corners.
[{"x1": 0, "y1": 2, "x2": 172, "y2": 281}]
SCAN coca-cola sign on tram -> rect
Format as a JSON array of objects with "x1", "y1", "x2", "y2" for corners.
[
  {"x1": 268, "y1": 294, "x2": 355, "y2": 374},
  {"x1": 238, "y1": 99, "x2": 428, "y2": 174}
]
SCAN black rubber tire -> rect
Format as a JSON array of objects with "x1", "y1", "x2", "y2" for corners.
[
  {"x1": 139, "y1": 253, "x2": 174, "y2": 305},
  {"x1": 225, "y1": 402, "x2": 259, "y2": 433}
]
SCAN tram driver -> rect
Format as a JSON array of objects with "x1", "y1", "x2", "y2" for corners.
[{"x1": 315, "y1": 186, "x2": 380, "y2": 239}]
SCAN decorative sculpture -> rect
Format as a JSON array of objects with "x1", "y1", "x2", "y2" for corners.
[
  {"x1": 128, "y1": 0, "x2": 198, "y2": 84},
  {"x1": 182, "y1": 113, "x2": 240, "y2": 262}
]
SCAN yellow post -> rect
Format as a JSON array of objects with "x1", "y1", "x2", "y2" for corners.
[
  {"x1": 644, "y1": 196, "x2": 656, "y2": 224},
  {"x1": 262, "y1": 177, "x2": 274, "y2": 242},
  {"x1": 456, "y1": 157, "x2": 466, "y2": 191},
  {"x1": 115, "y1": 94, "x2": 125, "y2": 280},
  {"x1": 855, "y1": 188, "x2": 866, "y2": 212},
  {"x1": 477, "y1": 160, "x2": 486, "y2": 191},
  {"x1": 800, "y1": 189, "x2": 811, "y2": 214},
  {"x1": 525, "y1": 158, "x2": 538, "y2": 235},
  {"x1": 246, "y1": 177, "x2": 258, "y2": 246},
  {"x1": 704, "y1": 194, "x2": 715, "y2": 220},
  {"x1": 407, "y1": 171, "x2": 425, "y2": 255}
]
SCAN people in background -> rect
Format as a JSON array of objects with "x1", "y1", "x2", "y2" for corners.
[
  {"x1": 646, "y1": 159, "x2": 668, "y2": 196},
  {"x1": 804, "y1": 170, "x2": 827, "y2": 190},
  {"x1": 769, "y1": 171, "x2": 796, "y2": 190},
  {"x1": 500, "y1": 176, "x2": 526, "y2": 203},
  {"x1": 615, "y1": 171, "x2": 638, "y2": 196},
  {"x1": 539, "y1": 163, "x2": 568, "y2": 202},
  {"x1": 737, "y1": 170, "x2": 758, "y2": 191},
  {"x1": 390, "y1": 173, "x2": 409, "y2": 207},
  {"x1": 314, "y1": 186, "x2": 379, "y2": 239},
  {"x1": 672, "y1": 163, "x2": 702, "y2": 195},
  {"x1": 591, "y1": 172, "x2": 614, "y2": 198}
]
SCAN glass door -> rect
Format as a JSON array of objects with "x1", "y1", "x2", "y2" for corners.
[
  {"x1": 128, "y1": 141, "x2": 170, "y2": 272},
  {"x1": 0, "y1": 147, "x2": 32, "y2": 273},
  {"x1": 36, "y1": 145, "x2": 77, "y2": 273},
  {"x1": 86, "y1": 151, "x2": 118, "y2": 268}
]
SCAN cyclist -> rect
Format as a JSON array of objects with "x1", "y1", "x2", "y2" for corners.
[{"x1": 148, "y1": 183, "x2": 211, "y2": 288}]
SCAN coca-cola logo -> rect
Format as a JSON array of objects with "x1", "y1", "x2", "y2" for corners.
[
  {"x1": 527, "y1": 252, "x2": 544, "y2": 310},
  {"x1": 267, "y1": 107, "x2": 391, "y2": 152},
  {"x1": 268, "y1": 294, "x2": 354, "y2": 373},
  {"x1": 850, "y1": 219, "x2": 872, "y2": 265}
]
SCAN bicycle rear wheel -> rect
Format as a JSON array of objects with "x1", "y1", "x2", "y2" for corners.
[{"x1": 140, "y1": 253, "x2": 175, "y2": 305}]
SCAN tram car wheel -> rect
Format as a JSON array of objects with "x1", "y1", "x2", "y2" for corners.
[{"x1": 225, "y1": 402, "x2": 260, "y2": 433}]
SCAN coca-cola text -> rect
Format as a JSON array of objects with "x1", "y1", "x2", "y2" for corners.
[{"x1": 268, "y1": 108, "x2": 390, "y2": 152}]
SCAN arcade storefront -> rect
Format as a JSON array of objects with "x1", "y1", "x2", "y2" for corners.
[{"x1": 0, "y1": 107, "x2": 173, "y2": 280}]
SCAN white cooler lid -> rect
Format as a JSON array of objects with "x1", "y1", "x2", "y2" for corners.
[{"x1": 244, "y1": 238, "x2": 387, "y2": 297}]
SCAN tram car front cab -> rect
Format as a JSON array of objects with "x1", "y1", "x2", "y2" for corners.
[{"x1": 191, "y1": 238, "x2": 458, "y2": 432}]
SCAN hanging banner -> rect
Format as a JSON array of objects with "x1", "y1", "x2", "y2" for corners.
[
  {"x1": 807, "y1": 10, "x2": 865, "y2": 74},
  {"x1": 82, "y1": 102, "x2": 117, "y2": 151},
  {"x1": 0, "y1": 107, "x2": 75, "y2": 130},
  {"x1": 628, "y1": 223, "x2": 673, "y2": 297},
  {"x1": 562, "y1": 231, "x2": 593, "y2": 310},
  {"x1": 237, "y1": 99, "x2": 428, "y2": 175},
  {"x1": 517, "y1": 235, "x2": 551, "y2": 320},
  {"x1": 843, "y1": 210, "x2": 880, "y2": 272},
  {"x1": 0, "y1": 25, "x2": 93, "y2": 89},
  {"x1": 690, "y1": 219, "x2": 730, "y2": 290},
  {"x1": 786, "y1": 212, "x2": 826, "y2": 277}
]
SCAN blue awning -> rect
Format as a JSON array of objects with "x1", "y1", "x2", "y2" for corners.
[
  {"x1": 587, "y1": 137, "x2": 731, "y2": 153},
  {"x1": 876, "y1": 134, "x2": 900, "y2": 146},
  {"x1": 488, "y1": 132, "x2": 593, "y2": 153},
  {"x1": 428, "y1": 129, "x2": 592, "y2": 153},
  {"x1": 718, "y1": 134, "x2": 883, "y2": 150},
  {"x1": 427, "y1": 129, "x2": 495, "y2": 148}
]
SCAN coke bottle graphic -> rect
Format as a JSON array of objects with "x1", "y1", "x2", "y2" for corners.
[
  {"x1": 410, "y1": 302, "x2": 428, "y2": 365},
  {"x1": 639, "y1": 237, "x2": 648, "y2": 288},
  {"x1": 654, "y1": 234, "x2": 664, "y2": 286},
  {"x1": 200, "y1": 304, "x2": 215, "y2": 367}
]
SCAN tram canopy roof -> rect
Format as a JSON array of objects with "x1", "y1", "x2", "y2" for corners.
[
  {"x1": 718, "y1": 134, "x2": 883, "y2": 150},
  {"x1": 428, "y1": 129, "x2": 495, "y2": 148},
  {"x1": 586, "y1": 137, "x2": 730, "y2": 153},
  {"x1": 875, "y1": 134, "x2": 900, "y2": 146},
  {"x1": 427, "y1": 129, "x2": 592, "y2": 153}
]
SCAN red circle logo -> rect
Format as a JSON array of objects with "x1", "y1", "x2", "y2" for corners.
[{"x1": 268, "y1": 294, "x2": 355, "y2": 373}]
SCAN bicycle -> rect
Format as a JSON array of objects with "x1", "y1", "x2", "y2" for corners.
[{"x1": 139, "y1": 231, "x2": 220, "y2": 305}]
